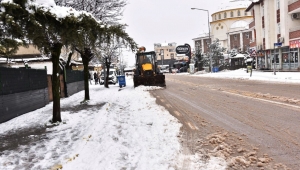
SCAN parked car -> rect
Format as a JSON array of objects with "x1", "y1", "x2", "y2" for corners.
[
  {"x1": 100, "y1": 69, "x2": 118, "y2": 85},
  {"x1": 177, "y1": 66, "x2": 187, "y2": 73}
]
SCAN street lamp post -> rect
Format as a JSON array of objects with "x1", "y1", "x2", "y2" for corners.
[{"x1": 191, "y1": 8, "x2": 212, "y2": 72}]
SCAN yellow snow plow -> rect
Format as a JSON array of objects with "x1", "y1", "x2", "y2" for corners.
[{"x1": 133, "y1": 47, "x2": 166, "y2": 88}]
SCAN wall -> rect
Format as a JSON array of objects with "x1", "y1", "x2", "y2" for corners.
[
  {"x1": 0, "y1": 68, "x2": 84, "y2": 123},
  {"x1": 0, "y1": 67, "x2": 49, "y2": 123}
]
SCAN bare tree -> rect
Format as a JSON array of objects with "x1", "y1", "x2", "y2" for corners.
[{"x1": 97, "y1": 41, "x2": 121, "y2": 88}]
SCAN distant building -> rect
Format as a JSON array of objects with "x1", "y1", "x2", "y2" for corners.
[
  {"x1": 154, "y1": 42, "x2": 177, "y2": 66},
  {"x1": 193, "y1": 1, "x2": 253, "y2": 55},
  {"x1": 246, "y1": 0, "x2": 300, "y2": 70},
  {"x1": 193, "y1": 0, "x2": 300, "y2": 71}
]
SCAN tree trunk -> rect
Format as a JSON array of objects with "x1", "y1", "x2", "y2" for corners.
[
  {"x1": 105, "y1": 58, "x2": 111, "y2": 88},
  {"x1": 82, "y1": 57, "x2": 90, "y2": 100},
  {"x1": 51, "y1": 43, "x2": 63, "y2": 123},
  {"x1": 75, "y1": 47, "x2": 93, "y2": 101},
  {"x1": 105, "y1": 65, "x2": 110, "y2": 88}
]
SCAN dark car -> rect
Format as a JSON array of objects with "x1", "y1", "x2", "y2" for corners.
[{"x1": 177, "y1": 66, "x2": 187, "y2": 73}]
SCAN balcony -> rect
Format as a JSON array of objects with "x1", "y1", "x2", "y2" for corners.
[{"x1": 288, "y1": 0, "x2": 300, "y2": 12}]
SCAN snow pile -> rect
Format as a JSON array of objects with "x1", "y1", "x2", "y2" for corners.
[{"x1": 194, "y1": 69, "x2": 300, "y2": 84}]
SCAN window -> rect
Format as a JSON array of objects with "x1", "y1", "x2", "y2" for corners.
[
  {"x1": 277, "y1": 23, "x2": 281, "y2": 34},
  {"x1": 219, "y1": 13, "x2": 221, "y2": 19},
  {"x1": 234, "y1": 35, "x2": 237, "y2": 40},
  {"x1": 215, "y1": 15, "x2": 217, "y2": 21},
  {"x1": 261, "y1": 5, "x2": 264, "y2": 16},
  {"x1": 244, "y1": 12, "x2": 247, "y2": 16},
  {"x1": 230, "y1": 11, "x2": 234, "y2": 17},
  {"x1": 262, "y1": 28, "x2": 265, "y2": 38},
  {"x1": 224, "y1": 12, "x2": 227, "y2": 18},
  {"x1": 237, "y1": 10, "x2": 241, "y2": 16}
]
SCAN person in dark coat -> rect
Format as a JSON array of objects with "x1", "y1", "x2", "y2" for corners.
[
  {"x1": 94, "y1": 72, "x2": 98, "y2": 84},
  {"x1": 88, "y1": 72, "x2": 92, "y2": 85}
]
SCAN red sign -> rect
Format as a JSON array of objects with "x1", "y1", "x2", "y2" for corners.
[{"x1": 289, "y1": 39, "x2": 300, "y2": 48}]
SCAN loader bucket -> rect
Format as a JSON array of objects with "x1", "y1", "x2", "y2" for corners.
[{"x1": 133, "y1": 74, "x2": 166, "y2": 88}]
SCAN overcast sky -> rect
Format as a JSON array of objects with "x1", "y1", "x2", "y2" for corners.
[{"x1": 120, "y1": 0, "x2": 245, "y2": 66}]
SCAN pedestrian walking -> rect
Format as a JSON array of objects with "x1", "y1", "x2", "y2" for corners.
[
  {"x1": 97, "y1": 70, "x2": 101, "y2": 85},
  {"x1": 88, "y1": 72, "x2": 93, "y2": 85},
  {"x1": 94, "y1": 72, "x2": 98, "y2": 85}
]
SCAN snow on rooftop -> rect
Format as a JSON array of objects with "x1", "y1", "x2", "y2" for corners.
[
  {"x1": 216, "y1": 0, "x2": 251, "y2": 12},
  {"x1": 230, "y1": 20, "x2": 249, "y2": 29}
]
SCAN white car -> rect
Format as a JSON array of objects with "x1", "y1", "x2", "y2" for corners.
[{"x1": 100, "y1": 69, "x2": 118, "y2": 85}]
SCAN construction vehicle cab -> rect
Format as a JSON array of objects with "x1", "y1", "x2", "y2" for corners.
[{"x1": 133, "y1": 47, "x2": 166, "y2": 88}]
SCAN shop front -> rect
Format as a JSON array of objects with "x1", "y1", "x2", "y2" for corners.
[
  {"x1": 256, "y1": 51, "x2": 265, "y2": 70},
  {"x1": 266, "y1": 42, "x2": 300, "y2": 71},
  {"x1": 289, "y1": 40, "x2": 300, "y2": 70}
]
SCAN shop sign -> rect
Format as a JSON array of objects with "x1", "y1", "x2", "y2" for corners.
[
  {"x1": 289, "y1": 39, "x2": 300, "y2": 48},
  {"x1": 176, "y1": 44, "x2": 190, "y2": 54}
]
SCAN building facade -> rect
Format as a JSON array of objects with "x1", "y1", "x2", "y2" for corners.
[
  {"x1": 193, "y1": 0, "x2": 300, "y2": 71},
  {"x1": 193, "y1": 1, "x2": 253, "y2": 56},
  {"x1": 154, "y1": 42, "x2": 177, "y2": 66},
  {"x1": 246, "y1": 0, "x2": 300, "y2": 70}
]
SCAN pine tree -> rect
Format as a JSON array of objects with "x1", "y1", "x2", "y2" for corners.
[
  {"x1": 0, "y1": 1, "x2": 28, "y2": 64},
  {"x1": 209, "y1": 38, "x2": 226, "y2": 67}
]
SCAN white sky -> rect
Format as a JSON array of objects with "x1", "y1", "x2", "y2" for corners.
[
  {"x1": 1, "y1": 69, "x2": 300, "y2": 170},
  {"x1": 120, "y1": 0, "x2": 251, "y2": 66}
]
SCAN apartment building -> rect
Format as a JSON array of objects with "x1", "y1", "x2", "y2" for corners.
[
  {"x1": 154, "y1": 43, "x2": 177, "y2": 65},
  {"x1": 246, "y1": 0, "x2": 300, "y2": 70}
]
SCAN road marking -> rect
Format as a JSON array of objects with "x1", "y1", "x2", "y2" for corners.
[
  {"x1": 222, "y1": 91, "x2": 300, "y2": 110},
  {"x1": 174, "y1": 111, "x2": 181, "y2": 116},
  {"x1": 166, "y1": 104, "x2": 172, "y2": 108},
  {"x1": 187, "y1": 122, "x2": 199, "y2": 130},
  {"x1": 187, "y1": 122, "x2": 195, "y2": 130}
]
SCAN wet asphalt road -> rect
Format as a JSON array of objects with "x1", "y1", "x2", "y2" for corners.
[{"x1": 150, "y1": 74, "x2": 300, "y2": 169}]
